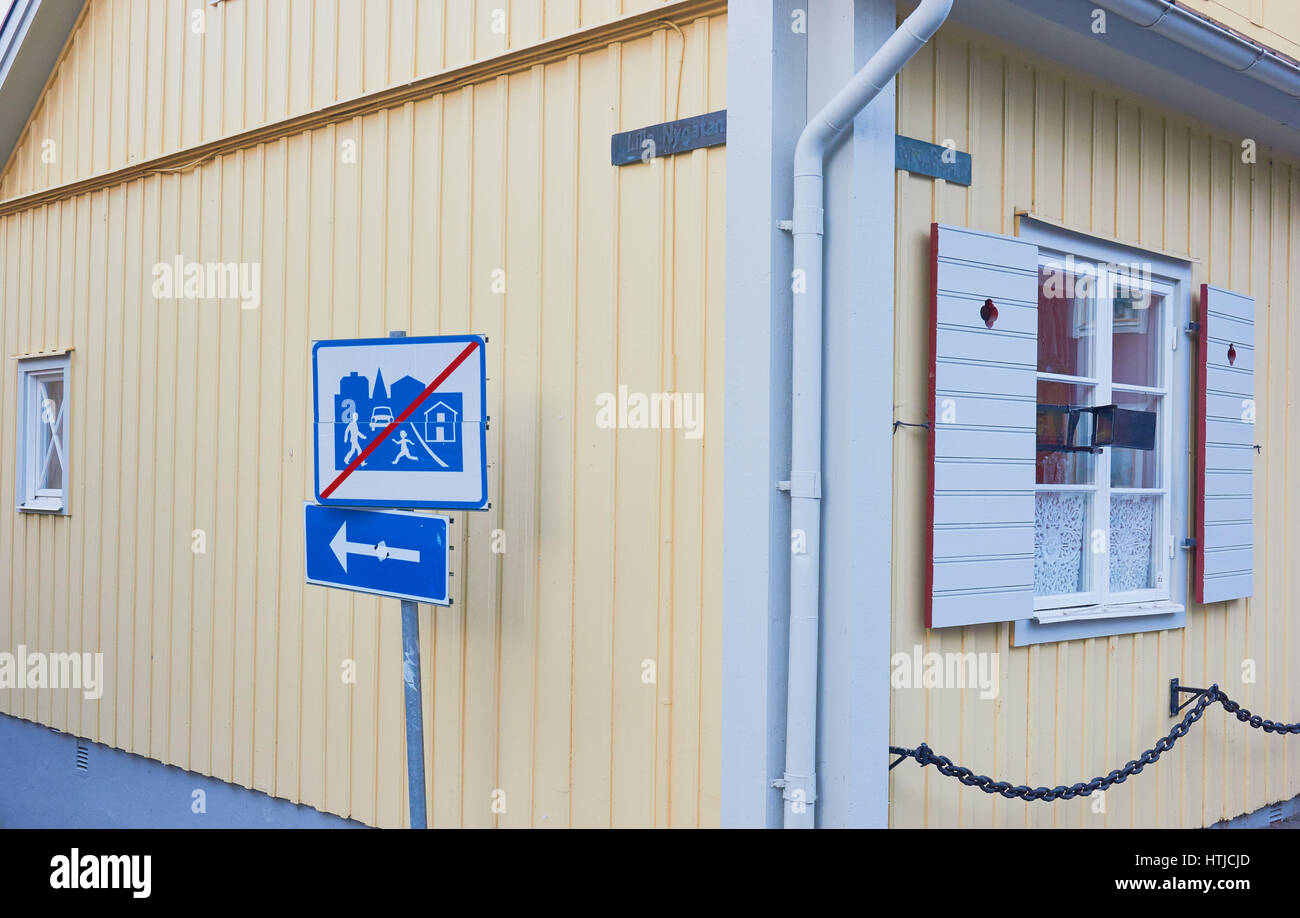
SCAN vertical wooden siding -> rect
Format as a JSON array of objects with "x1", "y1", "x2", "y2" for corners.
[
  {"x1": 0, "y1": 0, "x2": 710, "y2": 201},
  {"x1": 891, "y1": 24, "x2": 1300, "y2": 828},
  {"x1": 0, "y1": 11, "x2": 726, "y2": 828}
]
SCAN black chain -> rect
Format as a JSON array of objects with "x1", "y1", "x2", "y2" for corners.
[
  {"x1": 888, "y1": 685, "x2": 1300, "y2": 801},
  {"x1": 1214, "y1": 686, "x2": 1300, "y2": 734}
]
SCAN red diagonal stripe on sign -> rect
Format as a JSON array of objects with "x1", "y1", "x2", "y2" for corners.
[{"x1": 320, "y1": 339, "x2": 479, "y2": 500}]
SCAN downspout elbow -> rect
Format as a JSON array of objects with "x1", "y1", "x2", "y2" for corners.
[
  {"x1": 903, "y1": 0, "x2": 954, "y2": 43},
  {"x1": 793, "y1": 0, "x2": 953, "y2": 181},
  {"x1": 794, "y1": 121, "x2": 835, "y2": 180}
]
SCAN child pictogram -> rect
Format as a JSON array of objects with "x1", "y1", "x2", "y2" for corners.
[{"x1": 391, "y1": 430, "x2": 417, "y2": 464}]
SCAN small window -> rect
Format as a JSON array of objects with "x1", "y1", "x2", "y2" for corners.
[
  {"x1": 16, "y1": 354, "x2": 70, "y2": 513},
  {"x1": 1034, "y1": 255, "x2": 1176, "y2": 618}
]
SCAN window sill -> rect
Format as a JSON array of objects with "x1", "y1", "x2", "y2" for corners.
[
  {"x1": 1033, "y1": 600, "x2": 1184, "y2": 624},
  {"x1": 18, "y1": 498, "x2": 64, "y2": 514}
]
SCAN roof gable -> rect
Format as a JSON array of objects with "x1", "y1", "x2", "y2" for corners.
[{"x1": 0, "y1": 0, "x2": 87, "y2": 186}]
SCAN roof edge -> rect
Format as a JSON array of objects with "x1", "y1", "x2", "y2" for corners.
[
  {"x1": 0, "y1": 0, "x2": 88, "y2": 182},
  {"x1": 1095, "y1": 0, "x2": 1300, "y2": 100}
]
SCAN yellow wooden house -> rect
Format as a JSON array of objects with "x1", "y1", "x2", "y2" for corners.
[{"x1": 1, "y1": 0, "x2": 1298, "y2": 830}]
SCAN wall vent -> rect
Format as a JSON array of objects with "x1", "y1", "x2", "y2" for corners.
[{"x1": 75, "y1": 742, "x2": 89, "y2": 772}]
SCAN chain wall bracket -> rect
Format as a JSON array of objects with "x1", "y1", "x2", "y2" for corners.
[{"x1": 1169, "y1": 677, "x2": 1211, "y2": 717}]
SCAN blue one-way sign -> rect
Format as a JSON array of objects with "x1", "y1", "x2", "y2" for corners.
[{"x1": 304, "y1": 504, "x2": 450, "y2": 605}]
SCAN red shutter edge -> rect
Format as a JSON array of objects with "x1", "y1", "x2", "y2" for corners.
[
  {"x1": 926, "y1": 223, "x2": 939, "y2": 628},
  {"x1": 1195, "y1": 283, "x2": 1208, "y2": 605}
]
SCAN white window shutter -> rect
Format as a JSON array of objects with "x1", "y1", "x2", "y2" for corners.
[
  {"x1": 928, "y1": 223, "x2": 1039, "y2": 628},
  {"x1": 1197, "y1": 284, "x2": 1255, "y2": 604}
]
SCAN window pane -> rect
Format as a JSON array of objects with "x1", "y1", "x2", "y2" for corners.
[
  {"x1": 1037, "y1": 264, "x2": 1096, "y2": 377},
  {"x1": 37, "y1": 378, "x2": 63, "y2": 491},
  {"x1": 42, "y1": 454, "x2": 63, "y2": 491},
  {"x1": 1109, "y1": 391, "x2": 1161, "y2": 488},
  {"x1": 1035, "y1": 492, "x2": 1090, "y2": 596},
  {"x1": 1110, "y1": 494, "x2": 1158, "y2": 591},
  {"x1": 1112, "y1": 286, "x2": 1164, "y2": 388},
  {"x1": 1036, "y1": 381, "x2": 1095, "y2": 485}
]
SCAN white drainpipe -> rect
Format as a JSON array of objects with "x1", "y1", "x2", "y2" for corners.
[{"x1": 778, "y1": 0, "x2": 953, "y2": 829}]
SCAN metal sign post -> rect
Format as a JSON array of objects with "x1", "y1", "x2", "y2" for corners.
[
  {"x1": 306, "y1": 327, "x2": 490, "y2": 829},
  {"x1": 390, "y1": 330, "x2": 427, "y2": 830},
  {"x1": 400, "y1": 596, "x2": 427, "y2": 829}
]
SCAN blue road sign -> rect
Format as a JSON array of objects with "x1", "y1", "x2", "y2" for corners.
[
  {"x1": 313, "y1": 334, "x2": 488, "y2": 510},
  {"x1": 304, "y1": 504, "x2": 451, "y2": 605}
]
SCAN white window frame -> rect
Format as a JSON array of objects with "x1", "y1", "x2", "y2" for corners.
[
  {"x1": 1032, "y1": 250, "x2": 1181, "y2": 622},
  {"x1": 15, "y1": 353, "x2": 71, "y2": 514}
]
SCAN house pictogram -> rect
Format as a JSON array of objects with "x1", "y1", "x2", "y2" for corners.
[{"x1": 425, "y1": 401, "x2": 458, "y2": 444}]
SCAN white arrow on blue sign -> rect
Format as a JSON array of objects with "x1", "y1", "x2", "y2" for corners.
[
  {"x1": 305, "y1": 504, "x2": 451, "y2": 605},
  {"x1": 313, "y1": 334, "x2": 488, "y2": 510}
]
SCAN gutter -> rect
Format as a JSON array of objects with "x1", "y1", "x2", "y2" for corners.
[
  {"x1": 0, "y1": 0, "x2": 36, "y2": 85},
  {"x1": 1093, "y1": 0, "x2": 1300, "y2": 98},
  {"x1": 776, "y1": 0, "x2": 953, "y2": 829}
]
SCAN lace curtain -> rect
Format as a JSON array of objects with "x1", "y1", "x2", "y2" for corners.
[
  {"x1": 1035, "y1": 492, "x2": 1086, "y2": 595},
  {"x1": 1109, "y1": 495, "x2": 1155, "y2": 591},
  {"x1": 1034, "y1": 493, "x2": 1155, "y2": 596}
]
